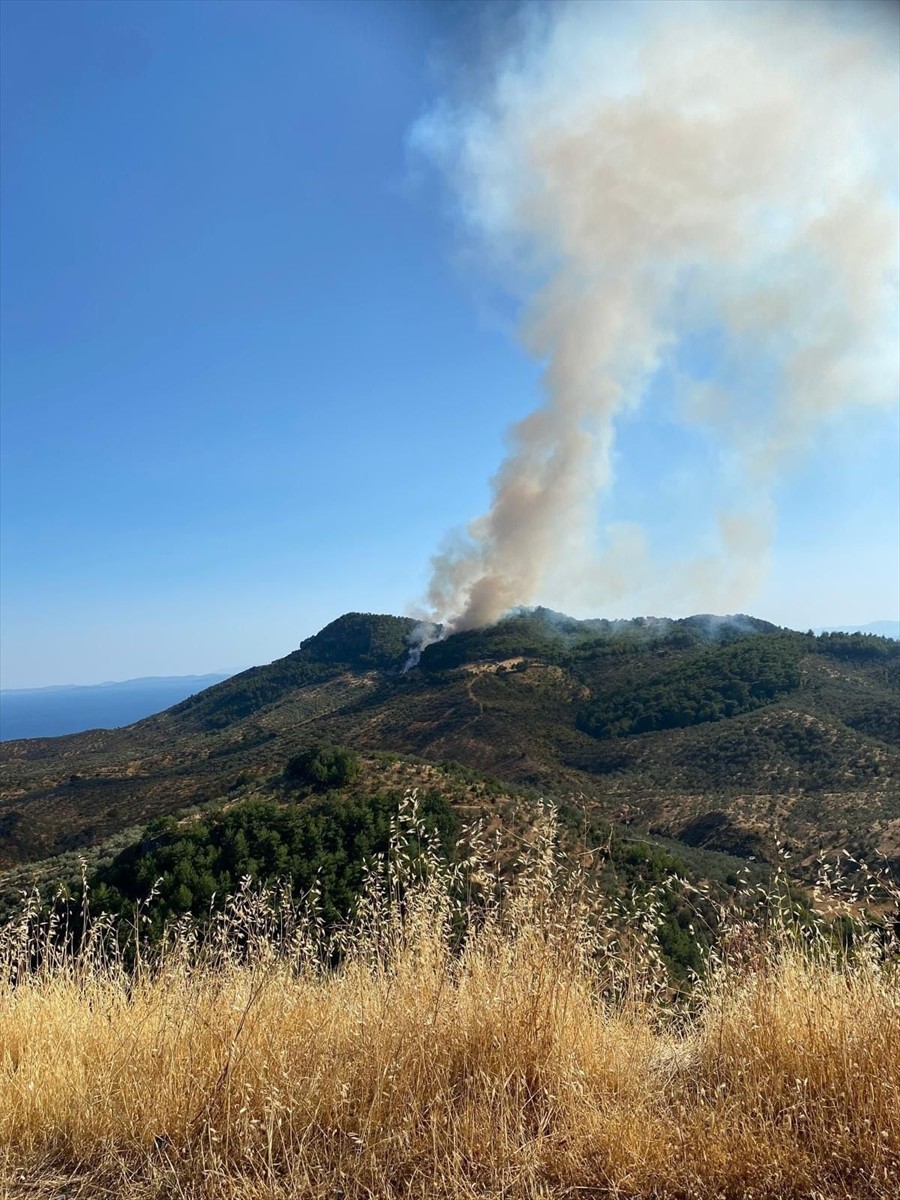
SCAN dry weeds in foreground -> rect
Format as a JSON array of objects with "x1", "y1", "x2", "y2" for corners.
[{"x1": 1, "y1": 797, "x2": 898, "y2": 1200}]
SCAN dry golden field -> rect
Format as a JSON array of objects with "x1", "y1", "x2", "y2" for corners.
[{"x1": 1, "y1": 799, "x2": 898, "y2": 1200}]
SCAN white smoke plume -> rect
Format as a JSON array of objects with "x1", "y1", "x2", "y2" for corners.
[{"x1": 412, "y1": 0, "x2": 899, "y2": 633}]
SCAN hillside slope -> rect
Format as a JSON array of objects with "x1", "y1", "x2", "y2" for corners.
[{"x1": 1, "y1": 610, "x2": 897, "y2": 872}]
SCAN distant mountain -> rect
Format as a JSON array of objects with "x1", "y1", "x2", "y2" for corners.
[
  {"x1": 813, "y1": 621, "x2": 900, "y2": 640},
  {"x1": 1, "y1": 610, "x2": 898, "y2": 875},
  {"x1": 0, "y1": 674, "x2": 231, "y2": 741}
]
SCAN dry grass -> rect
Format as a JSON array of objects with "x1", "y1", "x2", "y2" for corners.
[{"x1": 1, "y1": 797, "x2": 898, "y2": 1199}]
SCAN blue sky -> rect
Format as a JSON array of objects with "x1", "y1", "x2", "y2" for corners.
[{"x1": 1, "y1": 0, "x2": 897, "y2": 687}]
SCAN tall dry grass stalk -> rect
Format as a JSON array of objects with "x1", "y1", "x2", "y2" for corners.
[{"x1": 1, "y1": 795, "x2": 898, "y2": 1199}]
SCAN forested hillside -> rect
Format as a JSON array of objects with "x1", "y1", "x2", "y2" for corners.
[{"x1": 1, "y1": 610, "x2": 897, "y2": 880}]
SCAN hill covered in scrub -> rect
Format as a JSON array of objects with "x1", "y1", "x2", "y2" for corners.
[{"x1": 1, "y1": 610, "x2": 898, "y2": 880}]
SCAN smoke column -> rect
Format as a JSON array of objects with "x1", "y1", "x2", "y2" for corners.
[{"x1": 412, "y1": 0, "x2": 899, "y2": 633}]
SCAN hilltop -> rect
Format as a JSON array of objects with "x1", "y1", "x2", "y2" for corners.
[{"x1": 1, "y1": 609, "x2": 897, "y2": 880}]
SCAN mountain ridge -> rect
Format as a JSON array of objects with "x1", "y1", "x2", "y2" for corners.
[
  {"x1": 1, "y1": 609, "x2": 898, "y2": 874},
  {"x1": 813, "y1": 620, "x2": 900, "y2": 640}
]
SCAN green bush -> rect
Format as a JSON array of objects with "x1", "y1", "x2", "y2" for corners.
[
  {"x1": 284, "y1": 744, "x2": 360, "y2": 790},
  {"x1": 87, "y1": 791, "x2": 460, "y2": 934}
]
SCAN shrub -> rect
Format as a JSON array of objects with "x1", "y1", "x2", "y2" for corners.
[{"x1": 284, "y1": 744, "x2": 360, "y2": 790}]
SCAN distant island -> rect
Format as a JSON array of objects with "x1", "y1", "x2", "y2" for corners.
[{"x1": 0, "y1": 674, "x2": 232, "y2": 741}]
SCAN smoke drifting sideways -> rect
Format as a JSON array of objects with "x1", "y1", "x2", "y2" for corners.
[{"x1": 410, "y1": 0, "x2": 900, "y2": 638}]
